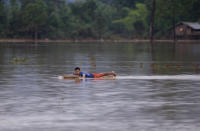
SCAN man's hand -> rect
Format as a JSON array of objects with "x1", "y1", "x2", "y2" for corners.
[{"x1": 82, "y1": 74, "x2": 86, "y2": 78}]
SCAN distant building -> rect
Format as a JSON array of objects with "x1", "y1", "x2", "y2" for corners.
[{"x1": 173, "y1": 22, "x2": 200, "y2": 39}]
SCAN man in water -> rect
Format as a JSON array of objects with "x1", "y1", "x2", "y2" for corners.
[{"x1": 74, "y1": 67, "x2": 116, "y2": 78}]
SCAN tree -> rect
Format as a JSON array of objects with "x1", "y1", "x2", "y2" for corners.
[
  {"x1": 93, "y1": 1, "x2": 117, "y2": 39},
  {"x1": 112, "y1": 0, "x2": 145, "y2": 9},
  {"x1": 148, "y1": 0, "x2": 200, "y2": 38},
  {"x1": 20, "y1": 0, "x2": 35, "y2": 8},
  {"x1": 21, "y1": 0, "x2": 47, "y2": 41},
  {"x1": 150, "y1": 0, "x2": 156, "y2": 43},
  {"x1": 8, "y1": 0, "x2": 21, "y2": 37},
  {"x1": 1, "y1": 0, "x2": 200, "y2": 39},
  {"x1": 69, "y1": 0, "x2": 98, "y2": 38},
  {"x1": 112, "y1": 3, "x2": 148, "y2": 38},
  {"x1": 0, "y1": 0, "x2": 8, "y2": 37}
]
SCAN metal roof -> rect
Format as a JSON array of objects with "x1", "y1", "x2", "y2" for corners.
[{"x1": 182, "y1": 22, "x2": 200, "y2": 30}]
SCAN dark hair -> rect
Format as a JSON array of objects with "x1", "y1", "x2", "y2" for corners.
[{"x1": 74, "y1": 67, "x2": 80, "y2": 71}]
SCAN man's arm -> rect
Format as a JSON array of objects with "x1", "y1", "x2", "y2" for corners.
[{"x1": 82, "y1": 74, "x2": 86, "y2": 78}]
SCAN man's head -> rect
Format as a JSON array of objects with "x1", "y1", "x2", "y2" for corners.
[{"x1": 74, "y1": 67, "x2": 81, "y2": 75}]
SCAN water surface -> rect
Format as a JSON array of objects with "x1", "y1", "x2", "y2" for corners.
[{"x1": 0, "y1": 42, "x2": 200, "y2": 131}]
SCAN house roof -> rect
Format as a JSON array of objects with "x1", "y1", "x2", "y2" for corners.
[{"x1": 181, "y1": 22, "x2": 200, "y2": 30}]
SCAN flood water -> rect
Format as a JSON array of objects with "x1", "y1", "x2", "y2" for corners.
[{"x1": 0, "y1": 42, "x2": 200, "y2": 131}]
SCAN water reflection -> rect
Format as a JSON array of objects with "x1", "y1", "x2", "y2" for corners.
[{"x1": 0, "y1": 42, "x2": 200, "y2": 130}]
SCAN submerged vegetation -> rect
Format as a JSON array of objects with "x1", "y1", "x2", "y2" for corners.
[{"x1": 0, "y1": 0, "x2": 200, "y2": 40}]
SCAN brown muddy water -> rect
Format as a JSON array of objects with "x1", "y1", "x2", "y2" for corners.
[{"x1": 0, "y1": 42, "x2": 200, "y2": 131}]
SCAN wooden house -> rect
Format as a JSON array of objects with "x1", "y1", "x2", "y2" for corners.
[{"x1": 174, "y1": 22, "x2": 200, "y2": 39}]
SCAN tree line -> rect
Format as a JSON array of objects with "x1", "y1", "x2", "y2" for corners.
[{"x1": 0, "y1": 0, "x2": 200, "y2": 40}]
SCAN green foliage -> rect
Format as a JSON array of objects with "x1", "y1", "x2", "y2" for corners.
[
  {"x1": 91, "y1": 1, "x2": 117, "y2": 38},
  {"x1": 21, "y1": 0, "x2": 47, "y2": 29},
  {"x1": 20, "y1": 0, "x2": 47, "y2": 39},
  {"x1": 111, "y1": 0, "x2": 145, "y2": 9},
  {"x1": 0, "y1": 1, "x2": 8, "y2": 37},
  {"x1": 112, "y1": 3, "x2": 148, "y2": 37},
  {"x1": 7, "y1": 0, "x2": 21, "y2": 37},
  {"x1": 0, "y1": 0, "x2": 199, "y2": 39},
  {"x1": 153, "y1": 0, "x2": 200, "y2": 37}
]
